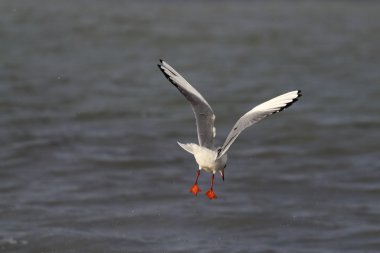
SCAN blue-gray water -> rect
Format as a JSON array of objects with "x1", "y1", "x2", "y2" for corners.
[{"x1": 1, "y1": 1, "x2": 379, "y2": 252}]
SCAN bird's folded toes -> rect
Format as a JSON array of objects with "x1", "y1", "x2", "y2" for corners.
[{"x1": 189, "y1": 184, "x2": 201, "y2": 196}]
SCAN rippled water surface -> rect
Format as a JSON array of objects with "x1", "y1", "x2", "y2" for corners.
[{"x1": 1, "y1": 1, "x2": 380, "y2": 252}]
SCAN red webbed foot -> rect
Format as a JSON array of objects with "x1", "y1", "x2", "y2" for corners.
[
  {"x1": 189, "y1": 184, "x2": 201, "y2": 196},
  {"x1": 205, "y1": 189, "x2": 217, "y2": 200}
]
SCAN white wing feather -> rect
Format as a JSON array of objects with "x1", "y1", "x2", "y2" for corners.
[
  {"x1": 217, "y1": 90, "x2": 301, "y2": 158},
  {"x1": 158, "y1": 60, "x2": 216, "y2": 148}
]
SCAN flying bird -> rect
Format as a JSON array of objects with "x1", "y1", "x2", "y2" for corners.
[{"x1": 157, "y1": 60, "x2": 301, "y2": 199}]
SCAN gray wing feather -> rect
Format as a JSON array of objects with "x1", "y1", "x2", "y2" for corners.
[
  {"x1": 217, "y1": 90, "x2": 301, "y2": 158},
  {"x1": 158, "y1": 60, "x2": 215, "y2": 148}
]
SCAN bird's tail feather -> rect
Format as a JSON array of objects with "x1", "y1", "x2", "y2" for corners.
[{"x1": 177, "y1": 142, "x2": 197, "y2": 154}]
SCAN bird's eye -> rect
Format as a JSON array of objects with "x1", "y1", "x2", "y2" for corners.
[{"x1": 224, "y1": 164, "x2": 227, "y2": 169}]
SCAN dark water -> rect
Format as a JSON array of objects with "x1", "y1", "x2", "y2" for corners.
[{"x1": 1, "y1": 1, "x2": 380, "y2": 252}]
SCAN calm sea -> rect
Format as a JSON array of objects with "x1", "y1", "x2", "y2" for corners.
[{"x1": 1, "y1": 1, "x2": 379, "y2": 252}]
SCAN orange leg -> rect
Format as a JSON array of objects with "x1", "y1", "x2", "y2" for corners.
[
  {"x1": 206, "y1": 174, "x2": 217, "y2": 199},
  {"x1": 189, "y1": 170, "x2": 201, "y2": 196}
]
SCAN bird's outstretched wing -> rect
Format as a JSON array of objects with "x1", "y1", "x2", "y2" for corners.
[
  {"x1": 158, "y1": 60, "x2": 216, "y2": 149},
  {"x1": 217, "y1": 90, "x2": 302, "y2": 158}
]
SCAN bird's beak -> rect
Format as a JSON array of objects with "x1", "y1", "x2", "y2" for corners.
[{"x1": 219, "y1": 170, "x2": 224, "y2": 181}]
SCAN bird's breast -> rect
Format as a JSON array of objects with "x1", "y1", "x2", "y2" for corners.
[{"x1": 193, "y1": 146, "x2": 227, "y2": 173}]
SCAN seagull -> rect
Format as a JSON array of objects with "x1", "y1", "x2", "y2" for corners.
[{"x1": 157, "y1": 60, "x2": 301, "y2": 199}]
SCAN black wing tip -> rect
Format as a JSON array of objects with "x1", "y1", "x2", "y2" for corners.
[
  {"x1": 157, "y1": 61, "x2": 167, "y2": 75},
  {"x1": 157, "y1": 58, "x2": 164, "y2": 68},
  {"x1": 276, "y1": 90, "x2": 302, "y2": 113},
  {"x1": 157, "y1": 64, "x2": 165, "y2": 74},
  {"x1": 157, "y1": 62, "x2": 177, "y2": 87},
  {"x1": 292, "y1": 90, "x2": 302, "y2": 103}
]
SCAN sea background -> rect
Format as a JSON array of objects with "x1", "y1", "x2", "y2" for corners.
[{"x1": 1, "y1": 1, "x2": 379, "y2": 252}]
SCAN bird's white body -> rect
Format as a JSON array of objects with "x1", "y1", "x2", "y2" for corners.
[
  {"x1": 194, "y1": 147, "x2": 227, "y2": 174},
  {"x1": 177, "y1": 142, "x2": 227, "y2": 174},
  {"x1": 157, "y1": 59, "x2": 301, "y2": 199}
]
